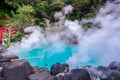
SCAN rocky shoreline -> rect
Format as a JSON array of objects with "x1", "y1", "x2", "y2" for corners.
[{"x1": 0, "y1": 54, "x2": 120, "y2": 80}]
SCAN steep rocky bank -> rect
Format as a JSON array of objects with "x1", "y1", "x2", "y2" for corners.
[{"x1": 0, "y1": 53, "x2": 120, "y2": 80}]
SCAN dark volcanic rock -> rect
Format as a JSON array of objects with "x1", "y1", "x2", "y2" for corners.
[
  {"x1": 99, "y1": 71, "x2": 111, "y2": 80},
  {"x1": 108, "y1": 70, "x2": 120, "y2": 80},
  {"x1": 0, "y1": 67, "x2": 3, "y2": 80},
  {"x1": 0, "y1": 45, "x2": 3, "y2": 53},
  {"x1": 85, "y1": 66, "x2": 100, "y2": 80},
  {"x1": 3, "y1": 60, "x2": 34, "y2": 80},
  {"x1": 109, "y1": 61, "x2": 120, "y2": 72},
  {"x1": 33, "y1": 66, "x2": 48, "y2": 73},
  {"x1": 28, "y1": 71, "x2": 53, "y2": 80},
  {"x1": 0, "y1": 55, "x2": 3, "y2": 59},
  {"x1": 50, "y1": 63, "x2": 69, "y2": 76},
  {"x1": 0, "y1": 59, "x2": 11, "y2": 68},
  {"x1": 14, "y1": 60, "x2": 34, "y2": 75},
  {"x1": 3, "y1": 55, "x2": 19, "y2": 60},
  {"x1": 64, "y1": 69, "x2": 91, "y2": 80},
  {"x1": 54, "y1": 76, "x2": 64, "y2": 80},
  {"x1": 0, "y1": 55, "x2": 19, "y2": 68},
  {"x1": 3, "y1": 65, "x2": 27, "y2": 80},
  {"x1": 0, "y1": 45, "x2": 7, "y2": 54},
  {"x1": 0, "y1": 54, "x2": 18, "y2": 61},
  {"x1": 99, "y1": 70, "x2": 120, "y2": 80},
  {"x1": 97, "y1": 66, "x2": 109, "y2": 71}
]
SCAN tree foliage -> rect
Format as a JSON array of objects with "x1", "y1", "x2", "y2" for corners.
[
  {"x1": 10, "y1": 4, "x2": 35, "y2": 31},
  {"x1": 35, "y1": 1, "x2": 48, "y2": 13},
  {"x1": 0, "y1": 9, "x2": 5, "y2": 18},
  {"x1": 49, "y1": 1, "x2": 65, "y2": 11},
  {"x1": 5, "y1": 0, "x2": 41, "y2": 8},
  {"x1": 0, "y1": 0, "x2": 107, "y2": 44},
  {"x1": 72, "y1": 0, "x2": 90, "y2": 11}
]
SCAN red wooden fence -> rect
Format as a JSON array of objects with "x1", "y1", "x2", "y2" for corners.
[{"x1": 0, "y1": 27, "x2": 16, "y2": 42}]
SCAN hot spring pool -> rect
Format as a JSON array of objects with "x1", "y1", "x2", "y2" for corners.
[{"x1": 17, "y1": 43, "x2": 77, "y2": 69}]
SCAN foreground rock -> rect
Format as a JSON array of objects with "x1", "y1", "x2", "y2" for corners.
[
  {"x1": 0, "y1": 45, "x2": 7, "y2": 54},
  {"x1": 3, "y1": 55, "x2": 19, "y2": 60},
  {"x1": 0, "y1": 55, "x2": 18, "y2": 68},
  {"x1": 29, "y1": 71, "x2": 53, "y2": 80},
  {"x1": 0, "y1": 67, "x2": 3, "y2": 80},
  {"x1": 108, "y1": 61, "x2": 120, "y2": 72},
  {"x1": 3, "y1": 60, "x2": 34, "y2": 80},
  {"x1": 0, "y1": 54, "x2": 120, "y2": 80},
  {"x1": 109, "y1": 70, "x2": 120, "y2": 80},
  {"x1": 33, "y1": 66, "x2": 48, "y2": 73},
  {"x1": 50, "y1": 63, "x2": 69, "y2": 76},
  {"x1": 64, "y1": 69, "x2": 91, "y2": 80}
]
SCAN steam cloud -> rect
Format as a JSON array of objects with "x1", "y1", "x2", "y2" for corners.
[
  {"x1": 67, "y1": 0, "x2": 120, "y2": 67},
  {"x1": 8, "y1": 1, "x2": 120, "y2": 68},
  {"x1": 8, "y1": 26, "x2": 47, "y2": 54}
]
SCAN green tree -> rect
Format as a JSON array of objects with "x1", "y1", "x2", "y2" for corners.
[
  {"x1": 35, "y1": 1, "x2": 50, "y2": 18},
  {"x1": 64, "y1": 0, "x2": 73, "y2": 4},
  {"x1": 10, "y1": 4, "x2": 35, "y2": 31},
  {"x1": 72, "y1": 0, "x2": 90, "y2": 11},
  {"x1": 5, "y1": 0, "x2": 41, "y2": 8},
  {"x1": 0, "y1": 10, "x2": 5, "y2": 26},
  {"x1": 69, "y1": 0, "x2": 104, "y2": 20},
  {"x1": 35, "y1": 1, "x2": 48, "y2": 13},
  {"x1": 49, "y1": 1, "x2": 65, "y2": 11}
]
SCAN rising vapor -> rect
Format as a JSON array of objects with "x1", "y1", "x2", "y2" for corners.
[
  {"x1": 67, "y1": 0, "x2": 120, "y2": 67},
  {"x1": 8, "y1": 0, "x2": 120, "y2": 68}
]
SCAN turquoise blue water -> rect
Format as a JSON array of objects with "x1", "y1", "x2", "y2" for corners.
[{"x1": 17, "y1": 43, "x2": 76, "y2": 69}]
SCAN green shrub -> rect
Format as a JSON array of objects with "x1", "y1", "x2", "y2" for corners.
[
  {"x1": 0, "y1": 9, "x2": 5, "y2": 18},
  {"x1": 35, "y1": 1, "x2": 48, "y2": 13},
  {"x1": 17, "y1": 4, "x2": 34, "y2": 14},
  {"x1": 68, "y1": 0, "x2": 102, "y2": 20},
  {"x1": 10, "y1": 5, "x2": 35, "y2": 30},
  {"x1": 72, "y1": 0, "x2": 90, "y2": 11},
  {"x1": 69, "y1": 11, "x2": 87, "y2": 20},
  {"x1": 5, "y1": 0, "x2": 42, "y2": 8},
  {"x1": 5, "y1": 0, "x2": 20, "y2": 8},
  {"x1": 36, "y1": 18, "x2": 46, "y2": 28},
  {"x1": 10, "y1": 32, "x2": 24, "y2": 42},
  {"x1": 0, "y1": 20, "x2": 5, "y2": 26},
  {"x1": 64, "y1": 0, "x2": 73, "y2": 4},
  {"x1": 0, "y1": 10, "x2": 6, "y2": 26},
  {"x1": 49, "y1": 1, "x2": 65, "y2": 11}
]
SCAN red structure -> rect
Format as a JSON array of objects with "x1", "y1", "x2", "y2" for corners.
[{"x1": 0, "y1": 27, "x2": 16, "y2": 43}]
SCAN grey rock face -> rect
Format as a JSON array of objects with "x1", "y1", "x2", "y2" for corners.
[
  {"x1": 29, "y1": 71, "x2": 53, "y2": 80},
  {"x1": 97, "y1": 66, "x2": 109, "y2": 71},
  {"x1": 64, "y1": 69, "x2": 91, "y2": 80},
  {"x1": 3, "y1": 65, "x2": 27, "y2": 80},
  {"x1": 50, "y1": 63, "x2": 69, "y2": 76},
  {"x1": 109, "y1": 61, "x2": 120, "y2": 72},
  {"x1": 3, "y1": 55, "x2": 19, "y2": 60},
  {"x1": 0, "y1": 55, "x2": 19, "y2": 68},
  {"x1": 33, "y1": 66, "x2": 48, "y2": 73},
  {"x1": 3, "y1": 60, "x2": 34, "y2": 80},
  {"x1": 107, "y1": 70, "x2": 120, "y2": 80},
  {"x1": 0, "y1": 67, "x2": 3, "y2": 80}
]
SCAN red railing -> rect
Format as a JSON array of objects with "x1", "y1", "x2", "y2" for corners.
[{"x1": 0, "y1": 27, "x2": 16, "y2": 42}]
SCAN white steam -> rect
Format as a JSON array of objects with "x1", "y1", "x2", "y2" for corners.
[
  {"x1": 64, "y1": 20, "x2": 84, "y2": 40},
  {"x1": 63, "y1": 5, "x2": 73, "y2": 15},
  {"x1": 8, "y1": 26, "x2": 47, "y2": 54},
  {"x1": 8, "y1": 1, "x2": 120, "y2": 68},
  {"x1": 54, "y1": 5, "x2": 73, "y2": 20},
  {"x1": 67, "y1": 0, "x2": 120, "y2": 67}
]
